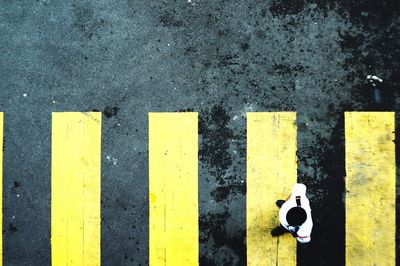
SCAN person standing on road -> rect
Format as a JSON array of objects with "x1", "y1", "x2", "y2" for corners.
[{"x1": 271, "y1": 183, "x2": 313, "y2": 243}]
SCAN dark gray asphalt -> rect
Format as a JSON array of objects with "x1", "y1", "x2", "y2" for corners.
[{"x1": 1, "y1": 0, "x2": 400, "y2": 265}]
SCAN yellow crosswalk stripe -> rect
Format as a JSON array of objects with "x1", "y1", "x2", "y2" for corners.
[
  {"x1": 51, "y1": 112, "x2": 102, "y2": 266},
  {"x1": 0, "y1": 113, "x2": 3, "y2": 266},
  {"x1": 345, "y1": 112, "x2": 395, "y2": 265},
  {"x1": 246, "y1": 112, "x2": 297, "y2": 266},
  {"x1": 149, "y1": 113, "x2": 198, "y2": 266}
]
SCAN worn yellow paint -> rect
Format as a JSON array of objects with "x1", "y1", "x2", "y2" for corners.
[
  {"x1": 0, "y1": 113, "x2": 3, "y2": 266},
  {"x1": 247, "y1": 112, "x2": 297, "y2": 266},
  {"x1": 345, "y1": 112, "x2": 395, "y2": 265},
  {"x1": 149, "y1": 113, "x2": 198, "y2": 266},
  {"x1": 52, "y1": 112, "x2": 101, "y2": 266}
]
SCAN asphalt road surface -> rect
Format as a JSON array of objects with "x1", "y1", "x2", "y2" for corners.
[{"x1": 1, "y1": 0, "x2": 400, "y2": 265}]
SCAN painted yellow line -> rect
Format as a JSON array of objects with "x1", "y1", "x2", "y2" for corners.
[
  {"x1": 345, "y1": 112, "x2": 395, "y2": 265},
  {"x1": 247, "y1": 112, "x2": 297, "y2": 266},
  {"x1": 51, "y1": 112, "x2": 101, "y2": 266},
  {"x1": 149, "y1": 113, "x2": 198, "y2": 266},
  {"x1": 0, "y1": 113, "x2": 3, "y2": 266}
]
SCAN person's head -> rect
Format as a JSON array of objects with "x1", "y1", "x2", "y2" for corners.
[{"x1": 286, "y1": 207, "x2": 307, "y2": 226}]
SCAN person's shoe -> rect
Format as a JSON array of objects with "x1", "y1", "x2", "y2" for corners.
[
  {"x1": 271, "y1": 226, "x2": 287, "y2": 237},
  {"x1": 276, "y1": 200, "x2": 285, "y2": 208}
]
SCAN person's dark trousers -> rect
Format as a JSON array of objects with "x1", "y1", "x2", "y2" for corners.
[
  {"x1": 271, "y1": 200, "x2": 288, "y2": 236},
  {"x1": 271, "y1": 225, "x2": 287, "y2": 236},
  {"x1": 276, "y1": 200, "x2": 285, "y2": 208}
]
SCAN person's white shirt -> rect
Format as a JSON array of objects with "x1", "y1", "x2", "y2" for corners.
[{"x1": 279, "y1": 183, "x2": 313, "y2": 243}]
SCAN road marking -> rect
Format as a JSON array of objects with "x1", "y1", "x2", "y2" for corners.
[
  {"x1": 149, "y1": 113, "x2": 198, "y2": 266},
  {"x1": 345, "y1": 112, "x2": 395, "y2": 265},
  {"x1": 52, "y1": 112, "x2": 101, "y2": 266},
  {"x1": 247, "y1": 112, "x2": 297, "y2": 266},
  {"x1": 0, "y1": 113, "x2": 3, "y2": 266}
]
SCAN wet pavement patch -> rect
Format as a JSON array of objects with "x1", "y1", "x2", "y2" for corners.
[{"x1": 103, "y1": 106, "x2": 120, "y2": 119}]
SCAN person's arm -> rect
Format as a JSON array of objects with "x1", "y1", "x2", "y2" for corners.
[
  {"x1": 296, "y1": 235, "x2": 311, "y2": 243},
  {"x1": 295, "y1": 219, "x2": 312, "y2": 243}
]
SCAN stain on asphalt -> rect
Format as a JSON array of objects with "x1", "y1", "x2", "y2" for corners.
[
  {"x1": 159, "y1": 10, "x2": 184, "y2": 27},
  {"x1": 8, "y1": 223, "x2": 18, "y2": 234},
  {"x1": 72, "y1": 1, "x2": 107, "y2": 40},
  {"x1": 200, "y1": 210, "x2": 246, "y2": 266},
  {"x1": 103, "y1": 106, "x2": 120, "y2": 119},
  {"x1": 13, "y1": 181, "x2": 21, "y2": 189},
  {"x1": 198, "y1": 103, "x2": 246, "y2": 265},
  {"x1": 178, "y1": 108, "x2": 195, "y2": 112},
  {"x1": 199, "y1": 104, "x2": 233, "y2": 179},
  {"x1": 269, "y1": 0, "x2": 306, "y2": 16}
]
